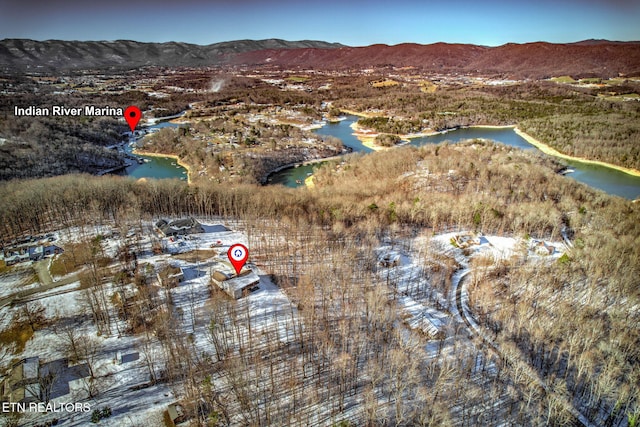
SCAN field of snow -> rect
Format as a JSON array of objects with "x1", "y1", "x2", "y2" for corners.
[
  {"x1": 0, "y1": 219, "x2": 300, "y2": 427},
  {"x1": 0, "y1": 221, "x2": 570, "y2": 426},
  {"x1": 0, "y1": 266, "x2": 39, "y2": 299}
]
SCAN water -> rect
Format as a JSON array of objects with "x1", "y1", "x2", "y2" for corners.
[
  {"x1": 269, "y1": 115, "x2": 640, "y2": 199},
  {"x1": 314, "y1": 118, "x2": 374, "y2": 154},
  {"x1": 266, "y1": 119, "x2": 374, "y2": 188},
  {"x1": 267, "y1": 164, "x2": 317, "y2": 187},
  {"x1": 409, "y1": 127, "x2": 533, "y2": 150},
  {"x1": 562, "y1": 160, "x2": 640, "y2": 200},
  {"x1": 121, "y1": 121, "x2": 188, "y2": 180},
  {"x1": 125, "y1": 153, "x2": 188, "y2": 180}
]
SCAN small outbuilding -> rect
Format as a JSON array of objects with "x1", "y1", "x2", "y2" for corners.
[{"x1": 165, "y1": 403, "x2": 185, "y2": 426}]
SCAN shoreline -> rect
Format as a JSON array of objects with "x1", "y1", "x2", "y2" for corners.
[
  {"x1": 304, "y1": 175, "x2": 315, "y2": 188},
  {"x1": 467, "y1": 124, "x2": 515, "y2": 130},
  {"x1": 349, "y1": 121, "x2": 516, "y2": 151},
  {"x1": 262, "y1": 154, "x2": 345, "y2": 185},
  {"x1": 340, "y1": 111, "x2": 640, "y2": 177},
  {"x1": 132, "y1": 150, "x2": 193, "y2": 184},
  {"x1": 154, "y1": 110, "x2": 640, "y2": 187},
  {"x1": 339, "y1": 109, "x2": 379, "y2": 118},
  {"x1": 349, "y1": 120, "x2": 424, "y2": 151},
  {"x1": 349, "y1": 122, "x2": 386, "y2": 151},
  {"x1": 514, "y1": 128, "x2": 640, "y2": 178}
]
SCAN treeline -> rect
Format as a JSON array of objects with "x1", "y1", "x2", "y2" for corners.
[
  {"x1": 0, "y1": 141, "x2": 631, "y2": 240},
  {"x1": 1, "y1": 141, "x2": 638, "y2": 424},
  {"x1": 333, "y1": 80, "x2": 592, "y2": 129},
  {"x1": 520, "y1": 110, "x2": 640, "y2": 170}
]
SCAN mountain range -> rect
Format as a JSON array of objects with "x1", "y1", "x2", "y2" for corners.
[{"x1": 1, "y1": 38, "x2": 639, "y2": 78}]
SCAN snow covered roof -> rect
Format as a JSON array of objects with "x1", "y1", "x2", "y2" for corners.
[
  {"x1": 22, "y1": 357, "x2": 39, "y2": 379},
  {"x1": 211, "y1": 261, "x2": 260, "y2": 299},
  {"x1": 155, "y1": 217, "x2": 204, "y2": 236}
]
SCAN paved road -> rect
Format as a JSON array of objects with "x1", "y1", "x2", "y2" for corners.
[
  {"x1": 33, "y1": 259, "x2": 53, "y2": 286},
  {"x1": 451, "y1": 267, "x2": 596, "y2": 427},
  {"x1": 0, "y1": 260, "x2": 80, "y2": 308}
]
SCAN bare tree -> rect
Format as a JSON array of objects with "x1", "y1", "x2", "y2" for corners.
[
  {"x1": 19, "y1": 302, "x2": 46, "y2": 332},
  {"x1": 57, "y1": 325, "x2": 102, "y2": 397}
]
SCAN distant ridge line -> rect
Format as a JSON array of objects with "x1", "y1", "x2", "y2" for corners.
[{"x1": 1, "y1": 38, "x2": 639, "y2": 78}]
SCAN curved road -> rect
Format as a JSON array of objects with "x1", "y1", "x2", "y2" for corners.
[{"x1": 451, "y1": 267, "x2": 595, "y2": 427}]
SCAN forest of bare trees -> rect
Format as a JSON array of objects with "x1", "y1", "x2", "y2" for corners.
[
  {"x1": 180, "y1": 73, "x2": 640, "y2": 172},
  {"x1": 1, "y1": 64, "x2": 638, "y2": 425},
  {"x1": 0, "y1": 140, "x2": 637, "y2": 425},
  {"x1": 144, "y1": 112, "x2": 344, "y2": 185}
]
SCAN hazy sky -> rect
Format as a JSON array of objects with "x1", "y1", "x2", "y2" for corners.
[{"x1": 1, "y1": 0, "x2": 638, "y2": 46}]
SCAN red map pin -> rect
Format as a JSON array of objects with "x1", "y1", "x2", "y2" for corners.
[
  {"x1": 227, "y1": 243, "x2": 249, "y2": 276},
  {"x1": 124, "y1": 106, "x2": 141, "y2": 132}
]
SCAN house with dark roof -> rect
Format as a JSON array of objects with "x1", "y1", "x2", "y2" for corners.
[
  {"x1": 1, "y1": 245, "x2": 63, "y2": 266},
  {"x1": 154, "y1": 217, "x2": 204, "y2": 237},
  {"x1": 1, "y1": 357, "x2": 40, "y2": 403}
]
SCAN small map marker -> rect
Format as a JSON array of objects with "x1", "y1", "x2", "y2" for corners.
[
  {"x1": 227, "y1": 243, "x2": 249, "y2": 276},
  {"x1": 124, "y1": 106, "x2": 141, "y2": 132}
]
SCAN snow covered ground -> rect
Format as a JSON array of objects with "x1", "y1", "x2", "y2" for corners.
[
  {"x1": 0, "y1": 219, "x2": 298, "y2": 427},
  {"x1": 375, "y1": 231, "x2": 567, "y2": 369},
  {"x1": 0, "y1": 222, "x2": 569, "y2": 426},
  {"x1": 431, "y1": 231, "x2": 566, "y2": 262},
  {"x1": 0, "y1": 266, "x2": 40, "y2": 299},
  {"x1": 375, "y1": 240, "x2": 450, "y2": 338}
]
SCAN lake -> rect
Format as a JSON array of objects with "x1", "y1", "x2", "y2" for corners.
[
  {"x1": 121, "y1": 121, "x2": 188, "y2": 181},
  {"x1": 269, "y1": 116, "x2": 640, "y2": 200}
]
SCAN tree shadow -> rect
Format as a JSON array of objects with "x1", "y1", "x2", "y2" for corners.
[{"x1": 40, "y1": 358, "x2": 90, "y2": 400}]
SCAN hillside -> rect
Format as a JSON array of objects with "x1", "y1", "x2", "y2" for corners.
[
  {"x1": 0, "y1": 143, "x2": 638, "y2": 426},
  {"x1": 1, "y1": 38, "x2": 639, "y2": 78},
  {"x1": 231, "y1": 41, "x2": 640, "y2": 78},
  {"x1": 0, "y1": 38, "x2": 344, "y2": 71}
]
